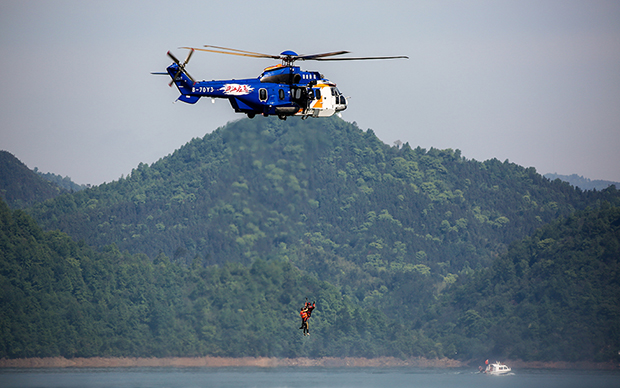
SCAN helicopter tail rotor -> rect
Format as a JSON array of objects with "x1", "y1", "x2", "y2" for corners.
[{"x1": 167, "y1": 49, "x2": 196, "y2": 87}]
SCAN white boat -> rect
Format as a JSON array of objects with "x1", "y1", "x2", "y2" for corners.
[{"x1": 480, "y1": 361, "x2": 512, "y2": 375}]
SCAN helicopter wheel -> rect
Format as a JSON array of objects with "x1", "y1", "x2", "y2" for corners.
[
  {"x1": 278, "y1": 115, "x2": 287, "y2": 121},
  {"x1": 247, "y1": 113, "x2": 255, "y2": 119}
]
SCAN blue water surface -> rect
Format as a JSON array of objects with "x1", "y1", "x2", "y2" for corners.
[{"x1": 1, "y1": 366, "x2": 619, "y2": 388}]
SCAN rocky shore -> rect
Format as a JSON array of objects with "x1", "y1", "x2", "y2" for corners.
[{"x1": 0, "y1": 356, "x2": 617, "y2": 369}]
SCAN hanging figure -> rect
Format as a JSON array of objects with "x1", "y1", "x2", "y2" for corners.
[
  {"x1": 304, "y1": 298, "x2": 316, "y2": 334},
  {"x1": 299, "y1": 307, "x2": 309, "y2": 336}
]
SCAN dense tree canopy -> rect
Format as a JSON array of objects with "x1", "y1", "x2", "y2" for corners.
[
  {"x1": 1, "y1": 199, "x2": 438, "y2": 359},
  {"x1": 434, "y1": 204, "x2": 620, "y2": 362},
  {"x1": 28, "y1": 118, "x2": 618, "y2": 296},
  {"x1": 3, "y1": 198, "x2": 619, "y2": 361},
  {"x1": 2, "y1": 117, "x2": 619, "y2": 362}
]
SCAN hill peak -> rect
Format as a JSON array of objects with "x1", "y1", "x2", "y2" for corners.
[
  {"x1": 0, "y1": 150, "x2": 65, "y2": 208},
  {"x1": 29, "y1": 116, "x2": 616, "y2": 276}
]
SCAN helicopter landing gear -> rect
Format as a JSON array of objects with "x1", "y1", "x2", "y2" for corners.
[
  {"x1": 278, "y1": 114, "x2": 287, "y2": 120},
  {"x1": 247, "y1": 112, "x2": 255, "y2": 119}
]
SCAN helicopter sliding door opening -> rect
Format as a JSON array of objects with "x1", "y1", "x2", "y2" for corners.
[{"x1": 291, "y1": 86, "x2": 310, "y2": 109}]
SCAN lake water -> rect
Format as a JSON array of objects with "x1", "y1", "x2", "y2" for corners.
[{"x1": 1, "y1": 367, "x2": 619, "y2": 388}]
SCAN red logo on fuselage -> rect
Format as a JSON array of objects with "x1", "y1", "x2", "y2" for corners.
[{"x1": 220, "y1": 84, "x2": 254, "y2": 96}]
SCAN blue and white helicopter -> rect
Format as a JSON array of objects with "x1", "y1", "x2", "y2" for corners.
[{"x1": 154, "y1": 45, "x2": 407, "y2": 120}]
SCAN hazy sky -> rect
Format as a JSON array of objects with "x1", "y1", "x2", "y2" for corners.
[{"x1": 1, "y1": 0, "x2": 619, "y2": 185}]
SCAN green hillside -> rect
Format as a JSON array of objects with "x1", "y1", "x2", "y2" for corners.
[
  {"x1": 30, "y1": 117, "x2": 615, "y2": 272},
  {"x1": 435, "y1": 204, "x2": 620, "y2": 362},
  {"x1": 2, "y1": 200, "x2": 619, "y2": 361},
  {"x1": 0, "y1": 151, "x2": 65, "y2": 209},
  {"x1": 0, "y1": 198, "x2": 435, "y2": 359},
  {"x1": 5, "y1": 116, "x2": 619, "y2": 362},
  {"x1": 29, "y1": 117, "x2": 619, "y2": 317}
]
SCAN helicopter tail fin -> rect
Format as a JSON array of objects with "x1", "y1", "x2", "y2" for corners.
[{"x1": 167, "y1": 65, "x2": 196, "y2": 89}]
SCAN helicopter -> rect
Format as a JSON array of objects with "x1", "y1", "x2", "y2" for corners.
[{"x1": 153, "y1": 45, "x2": 407, "y2": 120}]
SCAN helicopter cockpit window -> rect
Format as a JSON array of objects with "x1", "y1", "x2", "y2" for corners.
[
  {"x1": 314, "y1": 88, "x2": 321, "y2": 99},
  {"x1": 259, "y1": 88, "x2": 268, "y2": 102}
]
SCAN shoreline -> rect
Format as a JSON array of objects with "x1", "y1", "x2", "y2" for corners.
[{"x1": 0, "y1": 356, "x2": 617, "y2": 370}]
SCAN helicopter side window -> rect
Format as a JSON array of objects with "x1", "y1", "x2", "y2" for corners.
[
  {"x1": 259, "y1": 88, "x2": 268, "y2": 102},
  {"x1": 278, "y1": 89, "x2": 285, "y2": 100},
  {"x1": 314, "y1": 88, "x2": 321, "y2": 99}
]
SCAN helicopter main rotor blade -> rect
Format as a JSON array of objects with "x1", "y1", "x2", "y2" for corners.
[
  {"x1": 313, "y1": 55, "x2": 409, "y2": 61},
  {"x1": 196, "y1": 45, "x2": 350, "y2": 61},
  {"x1": 203, "y1": 45, "x2": 276, "y2": 58},
  {"x1": 180, "y1": 45, "x2": 408, "y2": 65},
  {"x1": 297, "y1": 51, "x2": 350, "y2": 60},
  {"x1": 182, "y1": 46, "x2": 279, "y2": 60}
]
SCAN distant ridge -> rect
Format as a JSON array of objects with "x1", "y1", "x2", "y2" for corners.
[
  {"x1": 0, "y1": 150, "x2": 65, "y2": 208},
  {"x1": 35, "y1": 168, "x2": 86, "y2": 192},
  {"x1": 544, "y1": 173, "x2": 619, "y2": 191}
]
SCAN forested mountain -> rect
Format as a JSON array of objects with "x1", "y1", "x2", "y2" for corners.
[
  {"x1": 2, "y1": 199, "x2": 619, "y2": 362},
  {"x1": 29, "y1": 117, "x2": 617, "y2": 273},
  {"x1": 5, "y1": 116, "x2": 620, "y2": 362},
  {"x1": 0, "y1": 151, "x2": 65, "y2": 208},
  {"x1": 0, "y1": 198, "x2": 435, "y2": 359},
  {"x1": 434, "y1": 204, "x2": 620, "y2": 362},
  {"x1": 544, "y1": 173, "x2": 619, "y2": 191}
]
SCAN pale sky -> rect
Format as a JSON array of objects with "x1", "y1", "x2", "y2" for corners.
[{"x1": 1, "y1": 0, "x2": 619, "y2": 185}]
